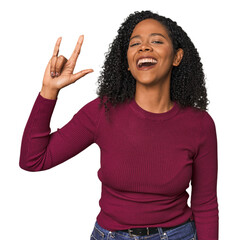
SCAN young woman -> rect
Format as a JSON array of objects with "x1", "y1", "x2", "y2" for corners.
[{"x1": 20, "y1": 10, "x2": 219, "y2": 240}]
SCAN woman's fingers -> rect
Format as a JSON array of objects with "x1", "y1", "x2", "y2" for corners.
[
  {"x1": 46, "y1": 35, "x2": 93, "y2": 89},
  {"x1": 50, "y1": 56, "x2": 57, "y2": 77},
  {"x1": 70, "y1": 69, "x2": 94, "y2": 83},
  {"x1": 55, "y1": 55, "x2": 68, "y2": 76},
  {"x1": 53, "y1": 37, "x2": 62, "y2": 56},
  {"x1": 68, "y1": 35, "x2": 84, "y2": 68},
  {"x1": 50, "y1": 37, "x2": 62, "y2": 77}
]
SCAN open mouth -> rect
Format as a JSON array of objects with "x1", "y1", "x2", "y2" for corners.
[{"x1": 136, "y1": 57, "x2": 158, "y2": 70}]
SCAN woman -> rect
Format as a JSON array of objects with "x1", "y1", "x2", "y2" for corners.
[{"x1": 19, "y1": 10, "x2": 219, "y2": 240}]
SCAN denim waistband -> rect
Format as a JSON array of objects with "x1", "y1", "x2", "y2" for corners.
[{"x1": 92, "y1": 218, "x2": 197, "y2": 239}]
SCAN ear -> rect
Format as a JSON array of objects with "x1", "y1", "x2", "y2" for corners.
[{"x1": 173, "y1": 48, "x2": 184, "y2": 67}]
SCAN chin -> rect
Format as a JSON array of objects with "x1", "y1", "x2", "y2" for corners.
[
  {"x1": 134, "y1": 74, "x2": 157, "y2": 84},
  {"x1": 136, "y1": 78, "x2": 158, "y2": 86}
]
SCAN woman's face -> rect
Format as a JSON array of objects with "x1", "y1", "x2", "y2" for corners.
[{"x1": 127, "y1": 18, "x2": 182, "y2": 86}]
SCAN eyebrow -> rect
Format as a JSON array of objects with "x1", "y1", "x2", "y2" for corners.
[{"x1": 129, "y1": 33, "x2": 167, "y2": 41}]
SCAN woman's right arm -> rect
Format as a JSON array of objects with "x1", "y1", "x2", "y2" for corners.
[{"x1": 19, "y1": 36, "x2": 95, "y2": 171}]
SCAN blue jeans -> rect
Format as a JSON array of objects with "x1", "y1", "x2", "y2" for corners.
[{"x1": 90, "y1": 219, "x2": 197, "y2": 240}]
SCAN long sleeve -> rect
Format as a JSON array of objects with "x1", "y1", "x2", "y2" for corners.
[
  {"x1": 191, "y1": 111, "x2": 219, "y2": 239},
  {"x1": 19, "y1": 92, "x2": 101, "y2": 171}
]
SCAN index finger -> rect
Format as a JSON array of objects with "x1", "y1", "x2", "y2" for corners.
[
  {"x1": 68, "y1": 35, "x2": 84, "y2": 64},
  {"x1": 52, "y1": 37, "x2": 62, "y2": 57}
]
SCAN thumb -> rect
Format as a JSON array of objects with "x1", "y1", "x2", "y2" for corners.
[{"x1": 70, "y1": 69, "x2": 94, "y2": 83}]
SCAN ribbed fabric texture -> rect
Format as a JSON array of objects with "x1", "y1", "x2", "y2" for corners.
[{"x1": 19, "y1": 92, "x2": 219, "y2": 240}]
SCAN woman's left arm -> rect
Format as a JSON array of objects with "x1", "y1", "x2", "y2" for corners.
[{"x1": 191, "y1": 111, "x2": 219, "y2": 240}]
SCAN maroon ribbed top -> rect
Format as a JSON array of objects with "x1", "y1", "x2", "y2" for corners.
[{"x1": 20, "y1": 93, "x2": 219, "y2": 240}]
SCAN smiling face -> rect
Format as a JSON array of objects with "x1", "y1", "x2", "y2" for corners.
[{"x1": 127, "y1": 18, "x2": 183, "y2": 86}]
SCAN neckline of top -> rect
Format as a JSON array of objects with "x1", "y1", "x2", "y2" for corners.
[{"x1": 129, "y1": 98, "x2": 180, "y2": 120}]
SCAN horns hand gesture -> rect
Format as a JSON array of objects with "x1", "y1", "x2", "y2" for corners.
[{"x1": 41, "y1": 35, "x2": 93, "y2": 99}]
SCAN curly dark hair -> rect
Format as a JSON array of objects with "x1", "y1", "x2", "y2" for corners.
[{"x1": 96, "y1": 10, "x2": 209, "y2": 115}]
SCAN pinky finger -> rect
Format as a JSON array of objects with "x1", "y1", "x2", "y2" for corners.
[{"x1": 70, "y1": 69, "x2": 94, "y2": 83}]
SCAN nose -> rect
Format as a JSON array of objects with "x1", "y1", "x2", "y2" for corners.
[{"x1": 138, "y1": 42, "x2": 152, "y2": 52}]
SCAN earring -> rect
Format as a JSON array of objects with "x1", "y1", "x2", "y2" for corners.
[{"x1": 128, "y1": 68, "x2": 130, "y2": 71}]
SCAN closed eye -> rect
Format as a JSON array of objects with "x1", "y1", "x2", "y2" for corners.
[
  {"x1": 152, "y1": 41, "x2": 163, "y2": 44},
  {"x1": 129, "y1": 41, "x2": 163, "y2": 47},
  {"x1": 130, "y1": 43, "x2": 140, "y2": 47}
]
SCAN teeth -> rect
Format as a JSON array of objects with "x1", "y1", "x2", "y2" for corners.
[{"x1": 138, "y1": 58, "x2": 157, "y2": 66}]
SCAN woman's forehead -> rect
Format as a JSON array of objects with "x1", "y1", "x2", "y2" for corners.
[{"x1": 131, "y1": 19, "x2": 168, "y2": 36}]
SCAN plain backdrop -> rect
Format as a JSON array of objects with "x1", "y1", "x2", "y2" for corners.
[{"x1": 0, "y1": 0, "x2": 237, "y2": 239}]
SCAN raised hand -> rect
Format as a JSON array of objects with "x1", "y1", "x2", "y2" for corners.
[{"x1": 40, "y1": 35, "x2": 93, "y2": 99}]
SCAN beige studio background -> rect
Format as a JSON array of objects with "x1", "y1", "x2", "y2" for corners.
[{"x1": 0, "y1": 0, "x2": 237, "y2": 239}]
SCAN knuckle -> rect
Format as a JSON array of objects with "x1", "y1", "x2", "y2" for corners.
[
  {"x1": 74, "y1": 49, "x2": 80, "y2": 55},
  {"x1": 58, "y1": 55, "x2": 65, "y2": 60}
]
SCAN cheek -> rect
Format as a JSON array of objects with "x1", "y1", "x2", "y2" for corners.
[
  {"x1": 127, "y1": 49, "x2": 135, "y2": 68},
  {"x1": 159, "y1": 46, "x2": 175, "y2": 64}
]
